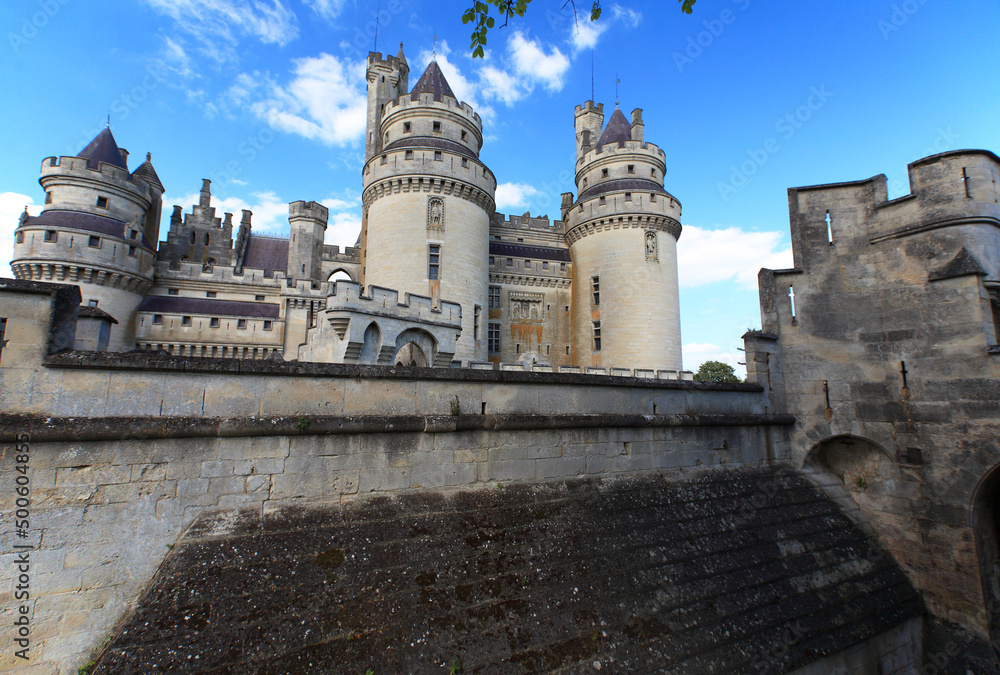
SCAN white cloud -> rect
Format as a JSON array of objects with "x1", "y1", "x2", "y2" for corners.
[
  {"x1": 682, "y1": 342, "x2": 745, "y2": 378},
  {"x1": 161, "y1": 190, "x2": 291, "y2": 237},
  {"x1": 232, "y1": 54, "x2": 368, "y2": 146},
  {"x1": 161, "y1": 36, "x2": 195, "y2": 78},
  {"x1": 508, "y1": 32, "x2": 570, "y2": 92},
  {"x1": 610, "y1": 4, "x2": 642, "y2": 28},
  {"x1": 324, "y1": 209, "x2": 361, "y2": 249},
  {"x1": 304, "y1": 0, "x2": 348, "y2": 21},
  {"x1": 0, "y1": 193, "x2": 40, "y2": 276},
  {"x1": 495, "y1": 183, "x2": 541, "y2": 210},
  {"x1": 677, "y1": 225, "x2": 793, "y2": 290},
  {"x1": 142, "y1": 0, "x2": 298, "y2": 63},
  {"x1": 569, "y1": 19, "x2": 607, "y2": 52}
]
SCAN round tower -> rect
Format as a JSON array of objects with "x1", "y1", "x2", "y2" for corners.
[
  {"x1": 361, "y1": 52, "x2": 496, "y2": 364},
  {"x1": 10, "y1": 128, "x2": 163, "y2": 351},
  {"x1": 563, "y1": 104, "x2": 683, "y2": 371}
]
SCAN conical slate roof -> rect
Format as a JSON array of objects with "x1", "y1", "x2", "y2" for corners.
[
  {"x1": 78, "y1": 127, "x2": 128, "y2": 170},
  {"x1": 410, "y1": 60, "x2": 455, "y2": 102},
  {"x1": 132, "y1": 153, "x2": 163, "y2": 191},
  {"x1": 596, "y1": 108, "x2": 632, "y2": 149}
]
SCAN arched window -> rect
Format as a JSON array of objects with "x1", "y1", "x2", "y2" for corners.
[
  {"x1": 204, "y1": 232, "x2": 210, "y2": 245},
  {"x1": 190, "y1": 231, "x2": 196, "y2": 244}
]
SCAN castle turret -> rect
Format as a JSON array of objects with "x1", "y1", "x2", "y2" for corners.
[
  {"x1": 365, "y1": 46, "x2": 410, "y2": 162},
  {"x1": 10, "y1": 128, "x2": 162, "y2": 351},
  {"x1": 287, "y1": 200, "x2": 329, "y2": 281},
  {"x1": 361, "y1": 53, "x2": 496, "y2": 364},
  {"x1": 563, "y1": 104, "x2": 683, "y2": 371}
]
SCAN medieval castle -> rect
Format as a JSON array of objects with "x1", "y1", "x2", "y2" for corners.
[{"x1": 8, "y1": 47, "x2": 683, "y2": 373}]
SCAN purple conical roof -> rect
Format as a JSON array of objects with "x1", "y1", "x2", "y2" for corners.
[
  {"x1": 410, "y1": 61, "x2": 456, "y2": 102},
  {"x1": 596, "y1": 108, "x2": 632, "y2": 149},
  {"x1": 78, "y1": 128, "x2": 128, "y2": 170}
]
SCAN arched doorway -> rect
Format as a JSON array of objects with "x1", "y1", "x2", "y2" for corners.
[
  {"x1": 973, "y1": 465, "x2": 1000, "y2": 653},
  {"x1": 328, "y1": 269, "x2": 355, "y2": 284},
  {"x1": 393, "y1": 328, "x2": 436, "y2": 367},
  {"x1": 358, "y1": 322, "x2": 382, "y2": 364}
]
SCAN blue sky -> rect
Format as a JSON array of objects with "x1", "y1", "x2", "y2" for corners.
[{"x1": 2, "y1": 0, "x2": 998, "y2": 374}]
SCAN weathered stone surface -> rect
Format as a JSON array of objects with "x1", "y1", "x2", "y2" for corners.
[{"x1": 91, "y1": 466, "x2": 921, "y2": 674}]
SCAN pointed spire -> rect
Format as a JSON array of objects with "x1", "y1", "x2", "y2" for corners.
[
  {"x1": 596, "y1": 107, "x2": 632, "y2": 149},
  {"x1": 410, "y1": 60, "x2": 455, "y2": 102},
  {"x1": 77, "y1": 128, "x2": 128, "y2": 170},
  {"x1": 397, "y1": 41, "x2": 407, "y2": 66},
  {"x1": 20, "y1": 207, "x2": 29, "y2": 226},
  {"x1": 132, "y1": 152, "x2": 164, "y2": 192}
]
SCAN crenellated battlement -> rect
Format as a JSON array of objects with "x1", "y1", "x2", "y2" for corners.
[
  {"x1": 289, "y1": 200, "x2": 329, "y2": 223},
  {"x1": 40, "y1": 156, "x2": 153, "y2": 201},
  {"x1": 574, "y1": 101, "x2": 604, "y2": 116},
  {"x1": 382, "y1": 94, "x2": 482, "y2": 129},
  {"x1": 330, "y1": 281, "x2": 462, "y2": 321},
  {"x1": 578, "y1": 139, "x2": 666, "y2": 168}
]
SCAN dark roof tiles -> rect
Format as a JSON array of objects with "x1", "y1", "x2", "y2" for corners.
[
  {"x1": 138, "y1": 296, "x2": 279, "y2": 319},
  {"x1": 597, "y1": 107, "x2": 633, "y2": 149},
  {"x1": 78, "y1": 128, "x2": 128, "y2": 171},
  {"x1": 490, "y1": 242, "x2": 571, "y2": 262},
  {"x1": 410, "y1": 60, "x2": 456, "y2": 102},
  {"x1": 22, "y1": 210, "x2": 153, "y2": 249},
  {"x1": 242, "y1": 234, "x2": 289, "y2": 277}
]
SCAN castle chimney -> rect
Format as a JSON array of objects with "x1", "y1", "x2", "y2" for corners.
[
  {"x1": 241, "y1": 209, "x2": 253, "y2": 227},
  {"x1": 631, "y1": 109, "x2": 644, "y2": 144},
  {"x1": 223, "y1": 212, "x2": 233, "y2": 227},
  {"x1": 199, "y1": 179, "x2": 212, "y2": 208},
  {"x1": 170, "y1": 205, "x2": 182, "y2": 227}
]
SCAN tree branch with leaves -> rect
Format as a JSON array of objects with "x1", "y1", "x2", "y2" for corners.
[{"x1": 463, "y1": 0, "x2": 696, "y2": 58}]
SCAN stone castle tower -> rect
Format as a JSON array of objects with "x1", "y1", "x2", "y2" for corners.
[
  {"x1": 360, "y1": 47, "x2": 496, "y2": 363},
  {"x1": 10, "y1": 128, "x2": 164, "y2": 351},
  {"x1": 562, "y1": 103, "x2": 683, "y2": 370}
]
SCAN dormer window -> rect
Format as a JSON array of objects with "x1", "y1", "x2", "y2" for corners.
[
  {"x1": 128, "y1": 245, "x2": 136, "y2": 257},
  {"x1": 181, "y1": 316, "x2": 192, "y2": 327},
  {"x1": 96, "y1": 196, "x2": 108, "y2": 208},
  {"x1": 153, "y1": 314, "x2": 163, "y2": 325},
  {"x1": 433, "y1": 121, "x2": 441, "y2": 132}
]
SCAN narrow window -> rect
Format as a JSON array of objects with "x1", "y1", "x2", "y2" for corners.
[
  {"x1": 403, "y1": 122, "x2": 411, "y2": 133},
  {"x1": 255, "y1": 295, "x2": 265, "y2": 301},
  {"x1": 592, "y1": 275, "x2": 600, "y2": 306},
  {"x1": 206, "y1": 291, "x2": 217, "y2": 298},
  {"x1": 190, "y1": 231, "x2": 196, "y2": 244},
  {"x1": 650, "y1": 193, "x2": 656, "y2": 202},
  {"x1": 789, "y1": 286, "x2": 797, "y2": 322},
  {"x1": 44, "y1": 230, "x2": 57, "y2": 242},
  {"x1": 506, "y1": 258, "x2": 512, "y2": 267},
  {"x1": 601, "y1": 168, "x2": 608, "y2": 178},
  {"x1": 0, "y1": 318, "x2": 6, "y2": 360},
  {"x1": 210, "y1": 317, "x2": 220, "y2": 328},
  {"x1": 543, "y1": 261, "x2": 549, "y2": 270},
  {"x1": 96, "y1": 196, "x2": 108, "y2": 208},
  {"x1": 546, "y1": 345, "x2": 550, "y2": 355},
  {"x1": 434, "y1": 151, "x2": 442, "y2": 161},
  {"x1": 181, "y1": 316, "x2": 192, "y2": 327},
  {"x1": 153, "y1": 314, "x2": 163, "y2": 325},
  {"x1": 381, "y1": 155, "x2": 387, "y2": 165},
  {"x1": 88, "y1": 235, "x2": 100, "y2": 248},
  {"x1": 489, "y1": 256, "x2": 495, "y2": 266},
  {"x1": 592, "y1": 321, "x2": 602, "y2": 351},
  {"x1": 237, "y1": 319, "x2": 247, "y2": 329},
  {"x1": 461, "y1": 158, "x2": 468, "y2": 167},
  {"x1": 963, "y1": 167, "x2": 972, "y2": 198},
  {"x1": 560, "y1": 263, "x2": 566, "y2": 272},
  {"x1": 168, "y1": 288, "x2": 179, "y2": 296},
  {"x1": 826, "y1": 211, "x2": 833, "y2": 244},
  {"x1": 263, "y1": 320, "x2": 273, "y2": 331},
  {"x1": 128, "y1": 245, "x2": 136, "y2": 257},
  {"x1": 87, "y1": 299, "x2": 99, "y2": 307},
  {"x1": 566, "y1": 345, "x2": 570, "y2": 355},
  {"x1": 205, "y1": 233, "x2": 210, "y2": 245},
  {"x1": 16, "y1": 232, "x2": 24, "y2": 244},
  {"x1": 461, "y1": 130, "x2": 467, "y2": 141},
  {"x1": 583, "y1": 178, "x2": 588, "y2": 188},
  {"x1": 130, "y1": 230, "x2": 139, "y2": 240},
  {"x1": 524, "y1": 259, "x2": 531, "y2": 268},
  {"x1": 433, "y1": 121, "x2": 441, "y2": 132},
  {"x1": 516, "y1": 343, "x2": 520, "y2": 354},
  {"x1": 45, "y1": 192, "x2": 52, "y2": 204},
  {"x1": 625, "y1": 192, "x2": 632, "y2": 201},
  {"x1": 405, "y1": 150, "x2": 413, "y2": 159},
  {"x1": 599, "y1": 196, "x2": 606, "y2": 205},
  {"x1": 627, "y1": 165, "x2": 634, "y2": 174},
  {"x1": 428, "y1": 244, "x2": 441, "y2": 279},
  {"x1": 474, "y1": 305, "x2": 482, "y2": 340},
  {"x1": 488, "y1": 323, "x2": 500, "y2": 353},
  {"x1": 488, "y1": 286, "x2": 500, "y2": 309}
]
